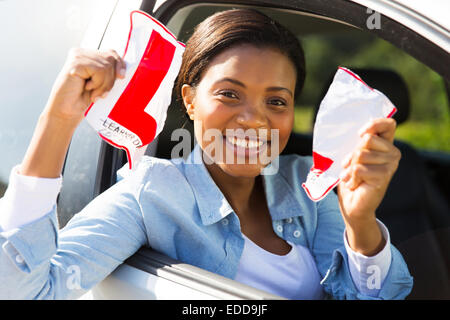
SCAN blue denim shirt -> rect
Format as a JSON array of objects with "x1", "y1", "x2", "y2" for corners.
[{"x1": 0, "y1": 144, "x2": 413, "y2": 299}]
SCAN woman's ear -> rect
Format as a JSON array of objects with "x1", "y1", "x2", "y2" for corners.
[{"x1": 181, "y1": 84, "x2": 196, "y2": 120}]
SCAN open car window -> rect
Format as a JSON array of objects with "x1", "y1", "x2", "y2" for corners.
[{"x1": 57, "y1": 0, "x2": 449, "y2": 300}]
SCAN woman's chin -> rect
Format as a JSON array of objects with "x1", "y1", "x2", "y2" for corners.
[{"x1": 216, "y1": 162, "x2": 266, "y2": 178}]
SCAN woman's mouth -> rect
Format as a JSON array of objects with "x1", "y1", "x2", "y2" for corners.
[{"x1": 223, "y1": 135, "x2": 269, "y2": 159}]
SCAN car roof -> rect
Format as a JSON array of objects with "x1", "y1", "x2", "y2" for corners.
[
  {"x1": 383, "y1": 0, "x2": 449, "y2": 31},
  {"x1": 154, "y1": 0, "x2": 448, "y2": 29},
  {"x1": 338, "y1": 0, "x2": 449, "y2": 51},
  {"x1": 153, "y1": 0, "x2": 449, "y2": 52}
]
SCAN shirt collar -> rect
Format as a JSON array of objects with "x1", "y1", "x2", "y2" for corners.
[
  {"x1": 183, "y1": 144, "x2": 305, "y2": 226},
  {"x1": 262, "y1": 160, "x2": 308, "y2": 221}
]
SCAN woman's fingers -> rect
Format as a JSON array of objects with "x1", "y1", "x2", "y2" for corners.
[
  {"x1": 106, "y1": 49, "x2": 127, "y2": 79},
  {"x1": 68, "y1": 49, "x2": 126, "y2": 103},
  {"x1": 360, "y1": 132, "x2": 393, "y2": 152},
  {"x1": 342, "y1": 134, "x2": 394, "y2": 172},
  {"x1": 354, "y1": 148, "x2": 400, "y2": 166},
  {"x1": 359, "y1": 118, "x2": 397, "y2": 143},
  {"x1": 342, "y1": 163, "x2": 396, "y2": 190},
  {"x1": 341, "y1": 147, "x2": 400, "y2": 189},
  {"x1": 340, "y1": 118, "x2": 401, "y2": 190},
  {"x1": 90, "y1": 50, "x2": 125, "y2": 102}
]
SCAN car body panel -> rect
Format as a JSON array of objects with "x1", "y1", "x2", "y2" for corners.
[{"x1": 351, "y1": 0, "x2": 449, "y2": 52}]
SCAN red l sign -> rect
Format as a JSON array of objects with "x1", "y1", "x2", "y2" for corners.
[{"x1": 108, "y1": 30, "x2": 176, "y2": 146}]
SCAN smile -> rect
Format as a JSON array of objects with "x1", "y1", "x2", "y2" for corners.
[
  {"x1": 225, "y1": 136, "x2": 265, "y2": 149},
  {"x1": 223, "y1": 134, "x2": 269, "y2": 159}
]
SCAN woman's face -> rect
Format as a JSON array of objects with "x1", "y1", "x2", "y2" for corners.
[{"x1": 182, "y1": 44, "x2": 296, "y2": 178}]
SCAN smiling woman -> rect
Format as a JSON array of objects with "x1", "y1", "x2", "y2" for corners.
[
  {"x1": 175, "y1": 8, "x2": 303, "y2": 185},
  {"x1": 182, "y1": 45, "x2": 296, "y2": 177},
  {"x1": 0, "y1": 8, "x2": 413, "y2": 300}
]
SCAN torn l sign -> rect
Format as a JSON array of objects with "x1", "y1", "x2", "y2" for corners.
[
  {"x1": 302, "y1": 67, "x2": 397, "y2": 201},
  {"x1": 84, "y1": 10, "x2": 185, "y2": 169}
]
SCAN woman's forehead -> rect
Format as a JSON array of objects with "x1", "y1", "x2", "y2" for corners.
[{"x1": 200, "y1": 45, "x2": 297, "y2": 88}]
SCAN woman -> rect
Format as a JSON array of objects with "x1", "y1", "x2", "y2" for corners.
[{"x1": 0, "y1": 9, "x2": 412, "y2": 299}]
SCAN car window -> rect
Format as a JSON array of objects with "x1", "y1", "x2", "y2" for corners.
[
  {"x1": 294, "y1": 30, "x2": 450, "y2": 154},
  {"x1": 0, "y1": 0, "x2": 106, "y2": 200}
]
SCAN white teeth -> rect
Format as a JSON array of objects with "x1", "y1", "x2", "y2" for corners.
[{"x1": 226, "y1": 136, "x2": 264, "y2": 149}]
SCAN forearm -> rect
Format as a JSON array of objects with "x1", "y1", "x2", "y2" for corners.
[
  {"x1": 343, "y1": 214, "x2": 386, "y2": 256},
  {"x1": 20, "y1": 110, "x2": 80, "y2": 178},
  {"x1": 344, "y1": 219, "x2": 392, "y2": 297}
]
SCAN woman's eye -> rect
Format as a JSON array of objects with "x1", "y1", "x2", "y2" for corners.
[
  {"x1": 268, "y1": 98, "x2": 287, "y2": 106},
  {"x1": 218, "y1": 90, "x2": 238, "y2": 99},
  {"x1": 219, "y1": 91, "x2": 238, "y2": 99}
]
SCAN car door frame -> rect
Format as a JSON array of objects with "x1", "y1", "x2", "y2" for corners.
[{"x1": 66, "y1": 0, "x2": 449, "y2": 299}]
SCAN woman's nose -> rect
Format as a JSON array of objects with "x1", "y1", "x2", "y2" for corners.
[{"x1": 235, "y1": 104, "x2": 267, "y2": 129}]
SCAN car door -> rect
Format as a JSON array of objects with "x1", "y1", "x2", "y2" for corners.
[{"x1": 57, "y1": 0, "x2": 449, "y2": 299}]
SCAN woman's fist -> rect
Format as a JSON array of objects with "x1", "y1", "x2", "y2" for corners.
[
  {"x1": 44, "y1": 48, "x2": 126, "y2": 123},
  {"x1": 338, "y1": 118, "x2": 401, "y2": 222}
]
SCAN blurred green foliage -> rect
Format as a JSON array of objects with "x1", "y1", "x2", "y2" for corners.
[{"x1": 293, "y1": 31, "x2": 449, "y2": 153}]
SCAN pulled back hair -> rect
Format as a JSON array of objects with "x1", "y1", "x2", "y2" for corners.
[{"x1": 174, "y1": 8, "x2": 306, "y2": 106}]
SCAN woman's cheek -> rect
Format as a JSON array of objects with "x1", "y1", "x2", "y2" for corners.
[
  {"x1": 197, "y1": 101, "x2": 233, "y2": 130},
  {"x1": 269, "y1": 110, "x2": 294, "y2": 149},
  {"x1": 193, "y1": 103, "x2": 229, "y2": 153}
]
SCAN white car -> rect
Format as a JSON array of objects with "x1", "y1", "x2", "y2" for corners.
[{"x1": 1, "y1": 0, "x2": 449, "y2": 300}]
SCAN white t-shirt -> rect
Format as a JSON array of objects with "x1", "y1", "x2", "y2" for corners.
[{"x1": 235, "y1": 234, "x2": 324, "y2": 299}]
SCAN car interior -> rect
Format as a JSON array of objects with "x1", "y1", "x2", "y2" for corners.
[{"x1": 91, "y1": 3, "x2": 450, "y2": 299}]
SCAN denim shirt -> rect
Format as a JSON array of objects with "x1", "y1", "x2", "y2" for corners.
[{"x1": 0, "y1": 144, "x2": 413, "y2": 299}]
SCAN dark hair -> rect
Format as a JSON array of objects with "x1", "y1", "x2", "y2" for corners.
[{"x1": 175, "y1": 8, "x2": 306, "y2": 110}]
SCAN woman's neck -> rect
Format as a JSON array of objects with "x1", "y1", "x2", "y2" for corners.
[{"x1": 205, "y1": 162, "x2": 259, "y2": 214}]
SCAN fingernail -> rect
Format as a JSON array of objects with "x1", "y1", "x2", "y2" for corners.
[
  {"x1": 358, "y1": 124, "x2": 369, "y2": 136},
  {"x1": 345, "y1": 180, "x2": 354, "y2": 190},
  {"x1": 340, "y1": 169, "x2": 349, "y2": 181},
  {"x1": 358, "y1": 127, "x2": 365, "y2": 137},
  {"x1": 341, "y1": 153, "x2": 351, "y2": 167},
  {"x1": 119, "y1": 68, "x2": 126, "y2": 77}
]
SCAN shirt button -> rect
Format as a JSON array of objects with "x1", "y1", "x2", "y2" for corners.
[
  {"x1": 222, "y1": 218, "x2": 229, "y2": 226},
  {"x1": 286, "y1": 218, "x2": 293, "y2": 223},
  {"x1": 15, "y1": 255, "x2": 24, "y2": 264},
  {"x1": 293, "y1": 230, "x2": 301, "y2": 238},
  {"x1": 276, "y1": 225, "x2": 283, "y2": 233}
]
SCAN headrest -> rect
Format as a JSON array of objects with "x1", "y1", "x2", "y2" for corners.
[{"x1": 313, "y1": 68, "x2": 410, "y2": 126}]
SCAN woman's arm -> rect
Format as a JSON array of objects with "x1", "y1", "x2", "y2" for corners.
[
  {"x1": 1, "y1": 47, "x2": 126, "y2": 233},
  {"x1": 312, "y1": 118, "x2": 413, "y2": 299},
  {"x1": 313, "y1": 188, "x2": 413, "y2": 300},
  {"x1": 0, "y1": 48, "x2": 147, "y2": 300},
  {"x1": 0, "y1": 166, "x2": 148, "y2": 299}
]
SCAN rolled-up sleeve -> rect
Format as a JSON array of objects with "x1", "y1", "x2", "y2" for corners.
[
  {"x1": 0, "y1": 162, "x2": 150, "y2": 299},
  {"x1": 313, "y1": 190, "x2": 413, "y2": 300},
  {"x1": 344, "y1": 219, "x2": 392, "y2": 297},
  {"x1": 0, "y1": 165, "x2": 62, "y2": 232}
]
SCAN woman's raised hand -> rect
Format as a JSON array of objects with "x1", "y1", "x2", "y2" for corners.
[
  {"x1": 20, "y1": 48, "x2": 126, "y2": 178},
  {"x1": 44, "y1": 48, "x2": 126, "y2": 124},
  {"x1": 337, "y1": 118, "x2": 401, "y2": 255}
]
